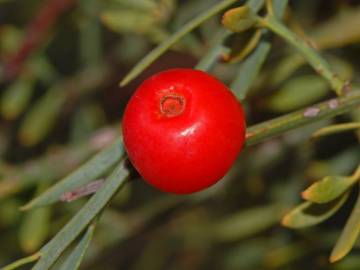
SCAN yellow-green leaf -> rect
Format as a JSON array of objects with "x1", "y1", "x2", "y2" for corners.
[
  {"x1": 310, "y1": 7, "x2": 360, "y2": 49},
  {"x1": 101, "y1": 10, "x2": 156, "y2": 34},
  {"x1": 282, "y1": 192, "x2": 349, "y2": 229},
  {"x1": 18, "y1": 87, "x2": 66, "y2": 146},
  {"x1": 214, "y1": 204, "x2": 283, "y2": 241},
  {"x1": 312, "y1": 122, "x2": 360, "y2": 138},
  {"x1": 222, "y1": 5, "x2": 258, "y2": 33},
  {"x1": 1, "y1": 77, "x2": 34, "y2": 120},
  {"x1": 268, "y1": 75, "x2": 329, "y2": 112},
  {"x1": 302, "y1": 175, "x2": 356, "y2": 204},
  {"x1": 331, "y1": 187, "x2": 360, "y2": 262},
  {"x1": 19, "y1": 206, "x2": 51, "y2": 253}
]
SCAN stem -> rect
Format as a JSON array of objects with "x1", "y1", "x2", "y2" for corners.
[
  {"x1": 265, "y1": 0, "x2": 274, "y2": 16},
  {"x1": 1, "y1": 253, "x2": 40, "y2": 270},
  {"x1": 259, "y1": 16, "x2": 347, "y2": 96},
  {"x1": 245, "y1": 90, "x2": 360, "y2": 146}
]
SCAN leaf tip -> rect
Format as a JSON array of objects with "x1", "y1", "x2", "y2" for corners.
[
  {"x1": 301, "y1": 190, "x2": 310, "y2": 200},
  {"x1": 20, "y1": 202, "x2": 33, "y2": 211},
  {"x1": 281, "y1": 214, "x2": 291, "y2": 227},
  {"x1": 119, "y1": 79, "x2": 127, "y2": 88},
  {"x1": 329, "y1": 252, "x2": 343, "y2": 263}
]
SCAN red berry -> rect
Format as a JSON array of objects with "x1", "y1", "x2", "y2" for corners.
[{"x1": 122, "y1": 68, "x2": 246, "y2": 194}]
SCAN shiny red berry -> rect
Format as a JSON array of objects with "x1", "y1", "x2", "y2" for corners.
[{"x1": 122, "y1": 68, "x2": 246, "y2": 194}]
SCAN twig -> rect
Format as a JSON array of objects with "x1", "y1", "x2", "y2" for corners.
[{"x1": 246, "y1": 90, "x2": 360, "y2": 145}]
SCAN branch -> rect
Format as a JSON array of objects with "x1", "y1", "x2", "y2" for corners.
[{"x1": 246, "y1": 90, "x2": 360, "y2": 146}]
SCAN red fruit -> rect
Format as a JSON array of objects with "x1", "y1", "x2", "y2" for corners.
[{"x1": 122, "y1": 68, "x2": 246, "y2": 194}]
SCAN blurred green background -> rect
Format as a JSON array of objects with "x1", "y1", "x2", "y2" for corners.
[{"x1": 0, "y1": 0, "x2": 360, "y2": 269}]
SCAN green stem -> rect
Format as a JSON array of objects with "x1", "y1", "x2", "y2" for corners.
[
  {"x1": 1, "y1": 253, "x2": 40, "y2": 270},
  {"x1": 259, "y1": 16, "x2": 347, "y2": 96},
  {"x1": 246, "y1": 90, "x2": 360, "y2": 146}
]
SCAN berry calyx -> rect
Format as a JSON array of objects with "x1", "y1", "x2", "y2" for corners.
[{"x1": 160, "y1": 94, "x2": 185, "y2": 117}]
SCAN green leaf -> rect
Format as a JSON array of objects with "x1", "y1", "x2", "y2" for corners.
[
  {"x1": 268, "y1": 75, "x2": 329, "y2": 112},
  {"x1": 18, "y1": 86, "x2": 67, "y2": 146},
  {"x1": 101, "y1": 10, "x2": 156, "y2": 34},
  {"x1": 230, "y1": 40, "x2": 271, "y2": 99},
  {"x1": 214, "y1": 204, "x2": 283, "y2": 241},
  {"x1": 195, "y1": 30, "x2": 230, "y2": 71},
  {"x1": 282, "y1": 192, "x2": 349, "y2": 229},
  {"x1": 310, "y1": 7, "x2": 360, "y2": 49},
  {"x1": 1, "y1": 77, "x2": 35, "y2": 120},
  {"x1": 302, "y1": 175, "x2": 356, "y2": 204},
  {"x1": 58, "y1": 224, "x2": 95, "y2": 270},
  {"x1": 312, "y1": 122, "x2": 360, "y2": 138},
  {"x1": 331, "y1": 188, "x2": 360, "y2": 262},
  {"x1": 19, "y1": 206, "x2": 51, "y2": 253},
  {"x1": 222, "y1": 6, "x2": 258, "y2": 33},
  {"x1": 119, "y1": 0, "x2": 238, "y2": 86},
  {"x1": 270, "y1": 54, "x2": 305, "y2": 86},
  {"x1": 22, "y1": 138, "x2": 124, "y2": 210},
  {"x1": 31, "y1": 161, "x2": 129, "y2": 270}
]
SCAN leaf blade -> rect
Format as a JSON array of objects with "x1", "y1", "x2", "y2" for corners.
[
  {"x1": 31, "y1": 161, "x2": 129, "y2": 270},
  {"x1": 302, "y1": 175, "x2": 356, "y2": 204},
  {"x1": 282, "y1": 192, "x2": 349, "y2": 229},
  {"x1": 58, "y1": 224, "x2": 95, "y2": 270},
  {"x1": 22, "y1": 138, "x2": 124, "y2": 210},
  {"x1": 330, "y1": 188, "x2": 360, "y2": 262},
  {"x1": 312, "y1": 122, "x2": 360, "y2": 138}
]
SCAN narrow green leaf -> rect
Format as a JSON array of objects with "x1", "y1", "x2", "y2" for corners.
[
  {"x1": 119, "y1": 0, "x2": 238, "y2": 86},
  {"x1": 18, "y1": 87, "x2": 67, "y2": 146},
  {"x1": 302, "y1": 176, "x2": 356, "y2": 204},
  {"x1": 19, "y1": 206, "x2": 51, "y2": 253},
  {"x1": 195, "y1": 30, "x2": 230, "y2": 71},
  {"x1": 58, "y1": 224, "x2": 95, "y2": 270},
  {"x1": 270, "y1": 54, "x2": 305, "y2": 86},
  {"x1": 101, "y1": 10, "x2": 156, "y2": 34},
  {"x1": 272, "y1": 0, "x2": 288, "y2": 19},
  {"x1": 32, "y1": 161, "x2": 129, "y2": 270},
  {"x1": 1, "y1": 77, "x2": 34, "y2": 120},
  {"x1": 331, "y1": 188, "x2": 360, "y2": 262},
  {"x1": 282, "y1": 192, "x2": 349, "y2": 229},
  {"x1": 230, "y1": 40, "x2": 271, "y2": 99},
  {"x1": 312, "y1": 122, "x2": 360, "y2": 138},
  {"x1": 214, "y1": 204, "x2": 283, "y2": 241},
  {"x1": 268, "y1": 75, "x2": 329, "y2": 112},
  {"x1": 0, "y1": 253, "x2": 40, "y2": 270},
  {"x1": 310, "y1": 7, "x2": 360, "y2": 49},
  {"x1": 19, "y1": 183, "x2": 51, "y2": 253},
  {"x1": 247, "y1": 0, "x2": 265, "y2": 12},
  {"x1": 22, "y1": 138, "x2": 124, "y2": 210}
]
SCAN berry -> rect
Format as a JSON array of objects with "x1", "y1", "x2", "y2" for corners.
[{"x1": 122, "y1": 68, "x2": 246, "y2": 194}]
